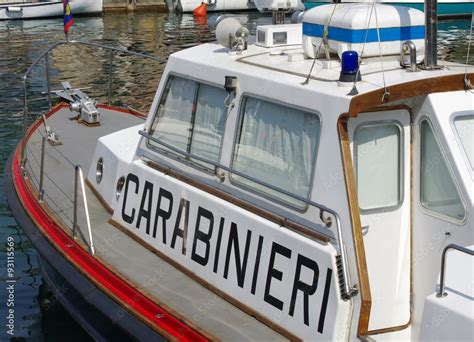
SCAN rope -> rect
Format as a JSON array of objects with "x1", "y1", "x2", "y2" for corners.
[
  {"x1": 348, "y1": 1, "x2": 376, "y2": 95},
  {"x1": 302, "y1": 3, "x2": 339, "y2": 85},
  {"x1": 373, "y1": 3, "x2": 390, "y2": 101}
]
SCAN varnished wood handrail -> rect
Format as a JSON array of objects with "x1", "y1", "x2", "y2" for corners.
[{"x1": 337, "y1": 115, "x2": 372, "y2": 336}]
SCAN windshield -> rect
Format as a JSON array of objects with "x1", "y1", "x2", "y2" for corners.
[{"x1": 453, "y1": 114, "x2": 474, "y2": 172}]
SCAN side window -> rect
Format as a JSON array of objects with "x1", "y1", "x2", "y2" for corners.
[
  {"x1": 355, "y1": 122, "x2": 402, "y2": 211},
  {"x1": 231, "y1": 97, "x2": 320, "y2": 209},
  {"x1": 420, "y1": 120, "x2": 465, "y2": 221},
  {"x1": 453, "y1": 114, "x2": 474, "y2": 171},
  {"x1": 149, "y1": 76, "x2": 227, "y2": 168}
]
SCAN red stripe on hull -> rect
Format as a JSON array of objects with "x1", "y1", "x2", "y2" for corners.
[{"x1": 12, "y1": 108, "x2": 209, "y2": 342}]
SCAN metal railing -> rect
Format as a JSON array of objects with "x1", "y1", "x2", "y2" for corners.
[
  {"x1": 74, "y1": 165, "x2": 95, "y2": 255},
  {"x1": 36, "y1": 133, "x2": 95, "y2": 255},
  {"x1": 21, "y1": 40, "x2": 162, "y2": 255},
  {"x1": 20, "y1": 40, "x2": 162, "y2": 164},
  {"x1": 436, "y1": 244, "x2": 474, "y2": 297},
  {"x1": 140, "y1": 130, "x2": 359, "y2": 300},
  {"x1": 20, "y1": 40, "x2": 358, "y2": 300}
]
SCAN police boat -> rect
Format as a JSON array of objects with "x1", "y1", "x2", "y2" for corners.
[{"x1": 4, "y1": 0, "x2": 474, "y2": 340}]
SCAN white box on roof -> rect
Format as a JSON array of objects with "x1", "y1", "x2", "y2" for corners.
[
  {"x1": 302, "y1": 4, "x2": 425, "y2": 60},
  {"x1": 256, "y1": 24, "x2": 303, "y2": 48}
]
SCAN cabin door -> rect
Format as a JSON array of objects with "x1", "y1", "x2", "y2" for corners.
[{"x1": 348, "y1": 109, "x2": 411, "y2": 332}]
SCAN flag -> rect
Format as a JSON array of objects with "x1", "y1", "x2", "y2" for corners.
[{"x1": 63, "y1": 0, "x2": 74, "y2": 35}]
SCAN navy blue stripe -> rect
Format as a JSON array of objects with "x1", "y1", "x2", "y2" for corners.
[{"x1": 302, "y1": 22, "x2": 425, "y2": 43}]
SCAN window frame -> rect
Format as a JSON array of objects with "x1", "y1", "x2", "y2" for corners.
[
  {"x1": 419, "y1": 117, "x2": 467, "y2": 224},
  {"x1": 146, "y1": 73, "x2": 229, "y2": 175},
  {"x1": 229, "y1": 93, "x2": 322, "y2": 212},
  {"x1": 450, "y1": 111, "x2": 474, "y2": 176},
  {"x1": 353, "y1": 120, "x2": 405, "y2": 214}
]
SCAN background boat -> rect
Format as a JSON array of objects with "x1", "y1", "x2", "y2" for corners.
[
  {"x1": 0, "y1": 0, "x2": 102, "y2": 20},
  {"x1": 303, "y1": 0, "x2": 474, "y2": 18},
  {"x1": 175, "y1": 0, "x2": 257, "y2": 13}
]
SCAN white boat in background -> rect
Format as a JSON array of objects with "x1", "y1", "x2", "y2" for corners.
[
  {"x1": 303, "y1": 0, "x2": 474, "y2": 18},
  {"x1": 176, "y1": 0, "x2": 257, "y2": 13},
  {"x1": 0, "y1": 0, "x2": 102, "y2": 20},
  {"x1": 176, "y1": 0, "x2": 306, "y2": 14}
]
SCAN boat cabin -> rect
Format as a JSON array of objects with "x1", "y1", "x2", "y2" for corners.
[
  {"x1": 7, "y1": 3, "x2": 473, "y2": 341},
  {"x1": 86, "y1": 5, "x2": 473, "y2": 340}
]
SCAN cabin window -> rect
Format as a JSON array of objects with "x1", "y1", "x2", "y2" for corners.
[
  {"x1": 149, "y1": 75, "x2": 227, "y2": 168},
  {"x1": 355, "y1": 122, "x2": 402, "y2": 211},
  {"x1": 231, "y1": 97, "x2": 320, "y2": 209},
  {"x1": 420, "y1": 120, "x2": 465, "y2": 221},
  {"x1": 453, "y1": 114, "x2": 474, "y2": 171}
]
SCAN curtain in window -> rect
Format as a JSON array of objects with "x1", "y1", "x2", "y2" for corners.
[
  {"x1": 190, "y1": 84, "x2": 227, "y2": 164},
  {"x1": 151, "y1": 76, "x2": 196, "y2": 152},
  {"x1": 150, "y1": 77, "x2": 227, "y2": 168},
  {"x1": 233, "y1": 97, "x2": 320, "y2": 207}
]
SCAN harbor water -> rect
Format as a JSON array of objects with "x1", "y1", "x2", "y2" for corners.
[{"x1": 0, "y1": 10, "x2": 471, "y2": 340}]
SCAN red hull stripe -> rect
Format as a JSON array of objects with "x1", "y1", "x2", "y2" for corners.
[{"x1": 13, "y1": 108, "x2": 209, "y2": 342}]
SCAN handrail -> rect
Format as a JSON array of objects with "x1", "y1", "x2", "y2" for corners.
[
  {"x1": 20, "y1": 41, "x2": 162, "y2": 252},
  {"x1": 20, "y1": 40, "x2": 357, "y2": 299},
  {"x1": 140, "y1": 130, "x2": 358, "y2": 300},
  {"x1": 437, "y1": 244, "x2": 474, "y2": 297},
  {"x1": 20, "y1": 41, "x2": 162, "y2": 253},
  {"x1": 38, "y1": 136, "x2": 45, "y2": 202},
  {"x1": 21, "y1": 40, "x2": 162, "y2": 164},
  {"x1": 34, "y1": 130, "x2": 95, "y2": 255},
  {"x1": 74, "y1": 165, "x2": 95, "y2": 255}
]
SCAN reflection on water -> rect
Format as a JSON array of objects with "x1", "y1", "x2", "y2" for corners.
[
  {"x1": 438, "y1": 19, "x2": 473, "y2": 62},
  {"x1": 0, "y1": 10, "x2": 471, "y2": 340}
]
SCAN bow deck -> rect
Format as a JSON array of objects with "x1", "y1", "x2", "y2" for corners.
[{"x1": 17, "y1": 103, "x2": 286, "y2": 341}]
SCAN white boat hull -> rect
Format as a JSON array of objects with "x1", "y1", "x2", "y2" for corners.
[
  {"x1": 0, "y1": 0, "x2": 102, "y2": 20},
  {"x1": 177, "y1": 0, "x2": 256, "y2": 13}
]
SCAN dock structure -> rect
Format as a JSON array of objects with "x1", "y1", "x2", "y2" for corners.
[{"x1": 103, "y1": 0, "x2": 168, "y2": 12}]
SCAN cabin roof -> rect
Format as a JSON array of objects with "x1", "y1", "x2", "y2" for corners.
[{"x1": 170, "y1": 41, "x2": 473, "y2": 101}]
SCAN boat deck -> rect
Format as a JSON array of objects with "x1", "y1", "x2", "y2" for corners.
[{"x1": 23, "y1": 104, "x2": 286, "y2": 341}]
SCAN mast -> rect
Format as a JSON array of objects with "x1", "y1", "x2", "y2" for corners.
[{"x1": 424, "y1": 0, "x2": 438, "y2": 68}]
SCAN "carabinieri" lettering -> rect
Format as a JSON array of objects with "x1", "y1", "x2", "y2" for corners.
[{"x1": 120, "y1": 172, "x2": 333, "y2": 333}]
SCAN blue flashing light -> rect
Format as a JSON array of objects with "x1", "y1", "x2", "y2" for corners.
[{"x1": 341, "y1": 51, "x2": 359, "y2": 75}]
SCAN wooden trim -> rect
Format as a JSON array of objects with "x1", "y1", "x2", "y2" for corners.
[
  {"x1": 144, "y1": 159, "x2": 331, "y2": 244},
  {"x1": 340, "y1": 105, "x2": 415, "y2": 336},
  {"x1": 98, "y1": 104, "x2": 147, "y2": 119},
  {"x1": 348, "y1": 73, "x2": 474, "y2": 117},
  {"x1": 109, "y1": 218, "x2": 302, "y2": 342},
  {"x1": 337, "y1": 114, "x2": 372, "y2": 336},
  {"x1": 362, "y1": 105, "x2": 414, "y2": 335},
  {"x1": 86, "y1": 179, "x2": 114, "y2": 214},
  {"x1": 367, "y1": 320, "x2": 411, "y2": 336}
]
